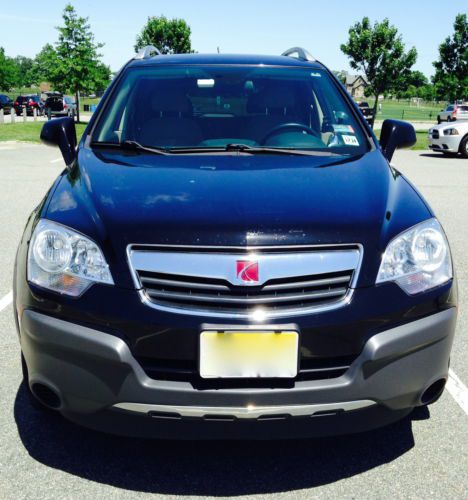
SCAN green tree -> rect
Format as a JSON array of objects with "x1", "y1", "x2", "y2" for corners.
[
  {"x1": 402, "y1": 84, "x2": 418, "y2": 100},
  {"x1": 28, "y1": 44, "x2": 58, "y2": 86},
  {"x1": 13, "y1": 55, "x2": 34, "y2": 88},
  {"x1": 394, "y1": 70, "x2": 428, "y2": 99},
  {"x1": 0, "y1": 47, "x2": 19, "y2": 91},
  {"x1": 406, "y1": 70, "x2": 428, "y2": 88},
  {"x1": 432, "y1": 13, "x2": 468, "y2": 102},
  {"x1": 93, "y1": 62, "x2": 112, "y2": 92},
  {"x1": 51, "y1": 4, "x2": 110, "y2": 121},
  {"x1": 135, "y1": 15, "x2": 193, "y2": 54},
  {"x1": 332, "y1": 70, "x2": 347, "y2": 85},
  {"x1": 420, "y1": 84, "x2": 436, "y2": 102},
  {"x1": 341, "y1": 17, "x2": 417, "y2": 127}
]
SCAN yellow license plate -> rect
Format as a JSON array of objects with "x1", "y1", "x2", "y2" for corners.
[{"x1": 199, "y1": 330, "x2": 299, "y2": 379}]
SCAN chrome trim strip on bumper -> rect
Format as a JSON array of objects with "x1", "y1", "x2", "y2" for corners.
[{"x1": 113, "y1": 399, "x2": 376, "y2": 419}]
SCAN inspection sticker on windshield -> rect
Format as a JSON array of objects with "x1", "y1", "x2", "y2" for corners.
[
  {"x1": 342, "y1": 135, "x2": 360, "y2": 146},
  {"x1": 333, "y1": 124, "x2": 354, "y2": 134}
]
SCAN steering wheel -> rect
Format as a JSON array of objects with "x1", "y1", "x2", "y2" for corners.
[{"x1": 260, "y1": 123, "x2": 320, "y2": 145}]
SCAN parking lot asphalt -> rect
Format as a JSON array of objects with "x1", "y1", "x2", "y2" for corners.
[{"x1": 0, "y1": 143, "x2": 466, "y2": 499}]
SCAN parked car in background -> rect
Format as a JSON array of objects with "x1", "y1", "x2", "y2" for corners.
[
  {"x1": 13, "y1": 95, "x2": 45, "y2": 116},
  {"x1": 428, "y1": 121, "x2": 468, "y2": 157},
  {"x1": 44, "y1": 95, "x2": 76, "y2": 118},
  {"x1": 357, "y1": 101, "x2": 374, "y2": 124},
  {"x1": 437, "y1": 104, "x2": 468, "y2": 123},
  {"x1": 0, "y1": 94, "x2": 13, "y2": 114}
]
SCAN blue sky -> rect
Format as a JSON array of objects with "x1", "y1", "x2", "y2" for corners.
[{"x1": 1, "y1": 0, "x2": 466, "y2": 76}]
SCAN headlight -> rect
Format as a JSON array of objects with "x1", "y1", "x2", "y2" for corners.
[
  {"x1": 28, "y1": 219, "x2": 114, "y2": 296},
  {"x1": 443, "y1": 128, "x2": 459, "y2": 136},
  {"x1": 376, "y1": 218, "x2": 452, "y2": 295}
]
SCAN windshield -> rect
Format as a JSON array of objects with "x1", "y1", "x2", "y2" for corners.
[{"x1": 93, "y1": 65, "x2": 370, "y2": 155}]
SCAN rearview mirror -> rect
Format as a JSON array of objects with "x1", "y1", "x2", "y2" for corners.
[
  {"x1": 379, "y1": 119, "x2": 416, "y2": 162},
  {"x1": 40, "y1": 117, "x2": 77, "y2": 167}
]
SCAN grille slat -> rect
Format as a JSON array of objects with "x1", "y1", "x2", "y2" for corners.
[
  {"x1": 141, "y1": 276, "x2": 230, "y2": 291},
  {"x1": 262, "y1": 274, "x2": 351, "y2": 291},
  {"x1": 146, "y1": 286, "x2": 348, "y2": 304}
]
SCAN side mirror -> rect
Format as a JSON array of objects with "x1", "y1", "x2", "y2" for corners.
[
  {"x1": 379, "y1": 119, "x2": 416, "y2": 162},
  {"x1": 40, "y1": 117, "x2": 77, "y2": 167}
]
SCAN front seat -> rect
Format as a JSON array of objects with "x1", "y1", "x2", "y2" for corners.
[
  {"x1": 139, "y1": 90, "x2": 202, "y2": 147},
  {"x1": 246, "y1": 84, "x2": 303, "y2": 143}
]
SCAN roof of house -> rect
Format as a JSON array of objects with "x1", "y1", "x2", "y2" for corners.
[{"x1": 345, "y1": 74, "x2": 369, "y2": 86}]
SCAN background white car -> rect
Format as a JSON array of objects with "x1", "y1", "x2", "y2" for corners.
[
  {"x1": 428, "y1": 121, "x2": 468, "y2": 158},
  {"x1": 437, "y1": 104, "x2": 468, "y2": 123}
]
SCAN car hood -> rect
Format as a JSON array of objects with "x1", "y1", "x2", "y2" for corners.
[
  {"x1": 44, "y1": 148, "x2": 431, "y2": 288},
  {"x1": 430, "y1": 121, "x2": 468, "y2": 132}
]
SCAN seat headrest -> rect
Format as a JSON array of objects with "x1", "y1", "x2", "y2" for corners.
[
  {"x1": 247, "y1": 85, "x2": 296, "y2": 113},
  {"x1": 151, "y1": 89, "x2": 193, "y2": 114}
]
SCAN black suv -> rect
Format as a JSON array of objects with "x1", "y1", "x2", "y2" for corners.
[
  {"x1": 0, "y1": 94, "x2": 13, "y2": 114},
  {"x1": 15, "y1": 47, "x2": 457, "y2": 439},
  {"x1": 357, "y1": 101, "x2": 374, "y2": 124},
  {"x1": 13, "y1": 95, "x2": 45, "y2": 116}
]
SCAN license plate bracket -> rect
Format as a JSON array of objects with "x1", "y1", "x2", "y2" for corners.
[{"x1": 199, "y1": 324, "x2": 300, "y2": 379}]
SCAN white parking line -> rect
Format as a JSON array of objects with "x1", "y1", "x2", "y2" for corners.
[
  {"x1": 447, "y1": 369, "x2": 468, "y2": 415},
  {"x1": 0, "y1": 286, "x2": 467, "y2": 415},
  {"x1": 50, "y1": 157, "x2": 63, "y2": 163},
  {"x1": 0, "y1": 291, "x2": 13, "y2": 312}
]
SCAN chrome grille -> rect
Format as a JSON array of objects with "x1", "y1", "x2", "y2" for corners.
[
  {"x1": 139, "y1": 269, "x2": 352, "y2": 309},
  {"x1": 128, "y1": 245, "x2": 362, "y2": 318}
]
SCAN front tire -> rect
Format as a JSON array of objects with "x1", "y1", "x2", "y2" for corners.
[{"x1": 459, "y1": 136, "x2": 468, "y2": 159}]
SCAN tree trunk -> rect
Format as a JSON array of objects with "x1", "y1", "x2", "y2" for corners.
[
  {"x1": 370, "y1": 95, "x2": 379, "y2": 129},
  {"x1": 75, "y1": 90, "x2": 80, "y2": 123}
]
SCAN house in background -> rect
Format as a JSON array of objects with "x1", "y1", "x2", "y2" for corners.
[{"x1": 345, "y1": 73, "x2": 369, "y2": 99}]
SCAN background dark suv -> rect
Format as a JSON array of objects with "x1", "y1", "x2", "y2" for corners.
[
  {"x1": 13, "y1": 95, "x2": 45, "y2": 116},
  {"x1": 0, "y1": 94, "x2": 13, "y2": 114}
]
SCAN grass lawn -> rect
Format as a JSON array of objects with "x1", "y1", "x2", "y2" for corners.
[
  {"x1": 412, "y1": 130, "x2": 428, "y2": 150},
  {"x1": 369, "y1": 99, "x2": 443, "y2": 122},
  {"x1": 0, "y1": 122, "x2": 87, "y2": 143},
  {"x1": 372, "y1": 129, "x2": 427, "y2": 150}
]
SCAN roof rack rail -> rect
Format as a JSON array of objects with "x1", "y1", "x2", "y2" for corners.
[
  {"x1": 281, "y1": 47, "x2": 315, "y2": 62},
  {"x1": 134, "y1": 45, "x2": 162, "y2": 60}
]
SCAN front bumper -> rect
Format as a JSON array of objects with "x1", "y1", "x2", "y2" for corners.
[
  {"x1": 20, "y1": 307, "x2": 457, "y2": 439},
  {"x1": 428, "y1": 134, "x2": 461, "y2": 153}
]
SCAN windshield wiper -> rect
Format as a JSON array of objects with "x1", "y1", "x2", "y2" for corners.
[
  {"x1": 91, "y1": 140, "x2": 170, "y2": 155},
  {"x1": 169, "y1": 144, "x2": 341, "y2": 156},
  {"x1": 92, "y1": 141, "x2": 343, "y2": 157},
  {"x1": 121, "y1": 140, "x2": 170, "y2": 155},
  {"x1": 227, "y1": 144, "x2": 343, "y2": 156}
]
